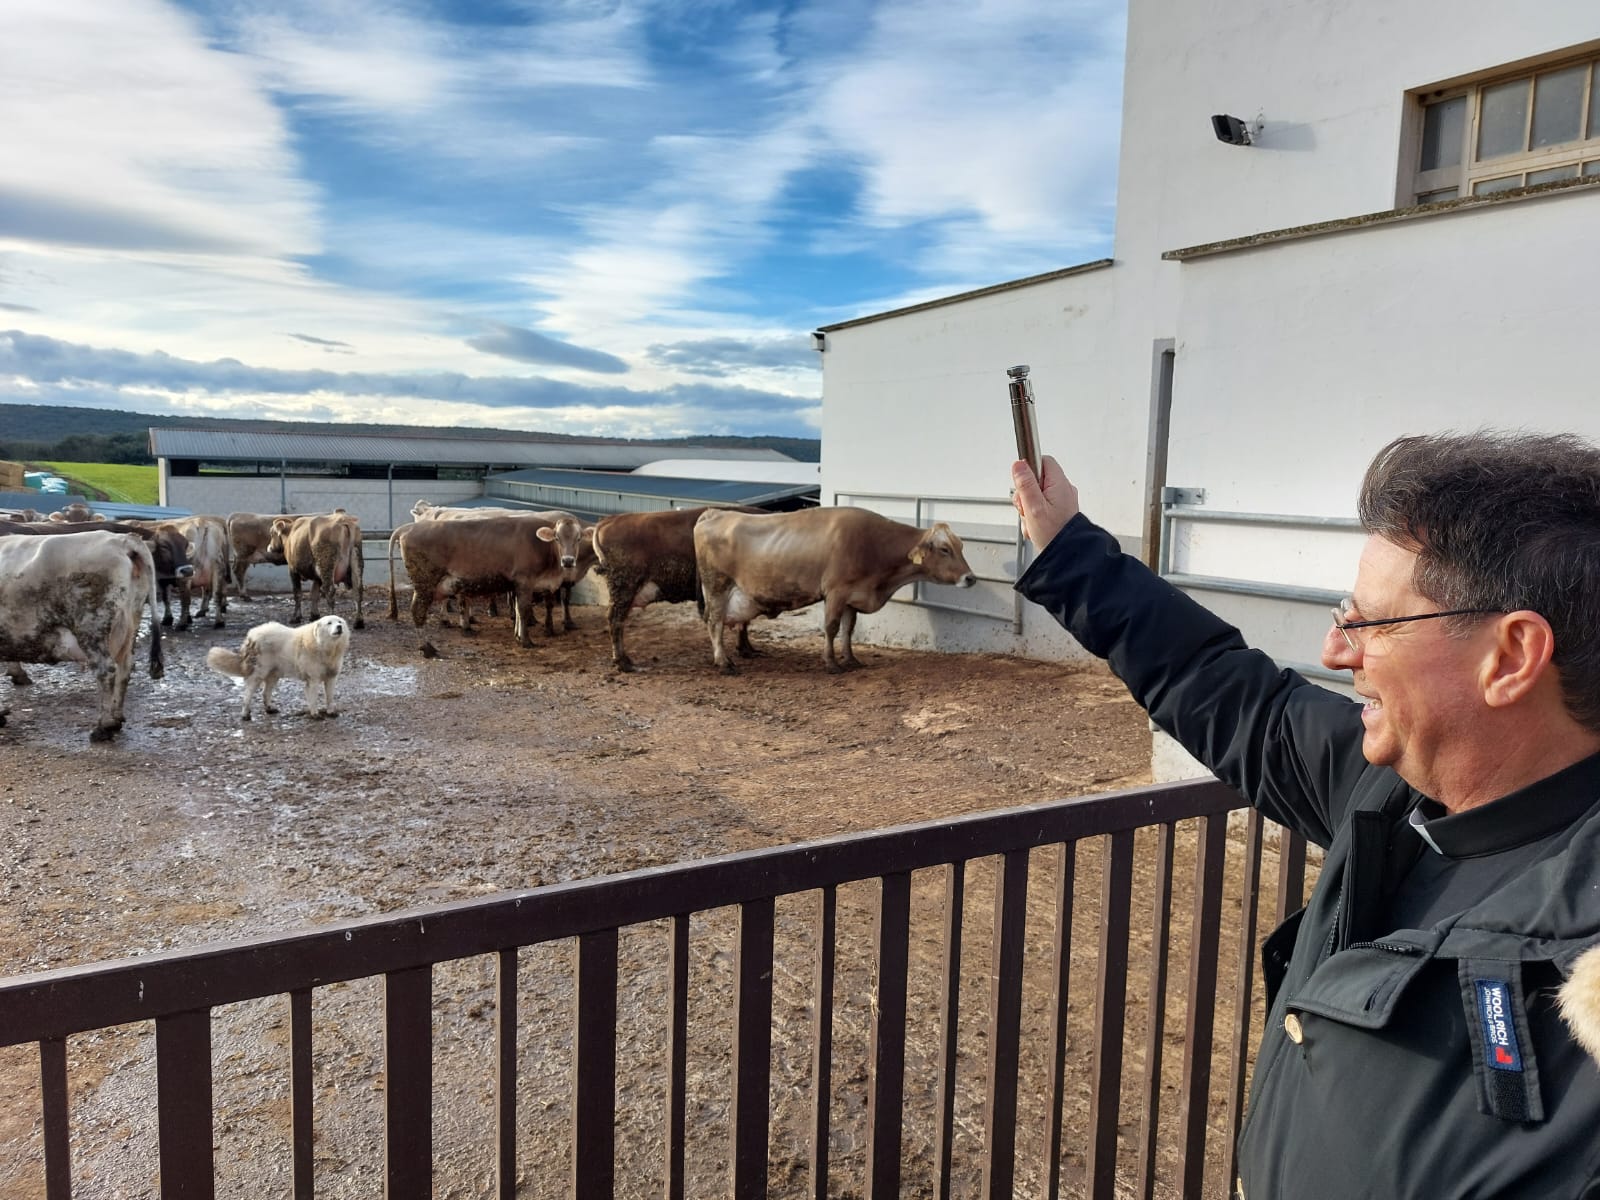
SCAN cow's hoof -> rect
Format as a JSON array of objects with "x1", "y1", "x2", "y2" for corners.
[
  {"x1": 149, "y1": 664, "x2": 164, "y2": 681},
  {"x1": 240, "y1": 713, "x2": 252, "y2": 723},
  {"x1": 718, "y1": 661, "x2": 739, "y2": 676},
  {"x1": 615, "y1": 659, "x2": 636, "y2": 674},
  {"x1": 461, "y1": 626, "x2": 478, "y2": 638},
  {"x1": 325, "y1": 710, "x2": 340, "y2": 718},
  {"x1": 421, "y1": 643, "x2": 440, "y2": 659},
  {"x1": 563, "y1": 621, "x2": 578, "y2": 632},
  {"x1": 265, "y1": 704, "x2": 279, "y2": 715},
  {"x1": 90, "y1": 726, "x2": 115, "y2": 743},
  {"x1": 825, "y1": 662, "x2": 846, "y2": 675},
  {"x1": 11, "y1": 670, "x2": 33, "y2": 686},
  {"x1": 353, "y1": 618, "x2": 364, "y2": 630},
  {"x1": 212, "y1": 619, "x2": 225, "y2": 629},
  {"x1": 161, "y1": 616, "x2": 173, "y2": 628},
  {"x1": 310, "y1": 711, "x2": 326, "y2": 721}
]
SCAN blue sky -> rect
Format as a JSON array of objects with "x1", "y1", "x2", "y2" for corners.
[{"x1": 0, "y1": 0, "x2": 1125, "y2": 440}]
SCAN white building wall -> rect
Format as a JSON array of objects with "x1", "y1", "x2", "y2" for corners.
[{"x1": 820, "y1": 267, "x2": 1119, "y2": 659}]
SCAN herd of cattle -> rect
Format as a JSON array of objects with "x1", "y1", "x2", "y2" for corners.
[{"x1": 0, "y1": 498, "x2": 979, "y2": 742}]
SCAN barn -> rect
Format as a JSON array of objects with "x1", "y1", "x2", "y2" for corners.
[
  {"x1": 816, "y1": 0, "x2": 1600, "y2": 777},
  {"x1": 148, "y1": 428, "x2": 814, "y2": 533}
]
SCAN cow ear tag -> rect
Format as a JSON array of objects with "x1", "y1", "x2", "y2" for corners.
[{"x1": 910, "y1": 548, "x2": 925, "y2": 565}]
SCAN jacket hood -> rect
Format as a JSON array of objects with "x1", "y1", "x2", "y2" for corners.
[{"x1": 1560, "y1": 943, "x2": 1600, "y2": 1069}]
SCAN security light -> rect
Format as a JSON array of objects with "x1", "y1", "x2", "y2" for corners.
[{"x1": 1211, "y1": 114, "x2": 1253, "y2": 146}]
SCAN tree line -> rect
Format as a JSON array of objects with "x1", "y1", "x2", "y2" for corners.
[{"x1": 0, "y1": 433, "x2": 154, "y2": 466}]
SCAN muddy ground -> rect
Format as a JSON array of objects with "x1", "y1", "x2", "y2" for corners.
[{"x1": 0, "y1": 586, "x2": 1278, "y2": 1199}]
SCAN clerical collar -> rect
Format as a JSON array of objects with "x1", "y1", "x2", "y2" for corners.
[{"x1": 1408, "y1": 749, "x2": 1600, "y2": 857}]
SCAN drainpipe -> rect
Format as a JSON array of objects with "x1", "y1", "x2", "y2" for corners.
[{"x1": 280, "y1": 460, "x2": 288, "y2": 513}]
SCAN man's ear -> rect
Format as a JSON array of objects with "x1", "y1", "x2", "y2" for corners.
[{"x1": 1481, "y1": 611, "x2": 1557, "y2": 709}]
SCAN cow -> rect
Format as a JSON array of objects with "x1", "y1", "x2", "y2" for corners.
[
  {"x1": 591, "y1": 505, "x2": 766, "y2": 672},
  {"x1": 123, "y1": 517, "x2": 221, "y2": 630},
  {"x1": 46, "y1": 502, "x2": 101, "y2": 523},
  {"x1": 0, "y1": 530, "x2": 164, "y2": 741},
  {"x1": 2, "y1": 518, "x2": 195, "y2": 629},
  {"x1": 226, "y1": 512, "x2": 289, "y2": 601},
  {"x1": 396, "y1": 516, "x2": 585, "y2": 657},
  {"x1": 267, "y1": 512, "x2": 366, "y2": 628},
  {"x1": 693, "y1": 506, "x2": 978, "y2": 674},
  {"x1": 388, "y1": 509, "x2": 595, "y2": 636},
  {"x1": 169, "y1": 515, "x2": 231, "y2": 628}
]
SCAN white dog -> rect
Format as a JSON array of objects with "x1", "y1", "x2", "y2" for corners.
[{"x1": 207, "y1": 615, "x2": 351, "y2": 721}]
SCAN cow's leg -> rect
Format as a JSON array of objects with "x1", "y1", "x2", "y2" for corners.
[
  {"x1": 288, "y1": 572, "x2": 306, "y2": 625},
  {"x1": 542, "y1": 593, "x2": 557, "y2": 636},
  {"x1": 90, "y1": 658, "x2": 120, "y2": 742},
  {"x1": 175, "y1": 579, "x2": 194, "y2": 632},
  {"x1": 607, "y1": 586, "x2": 637, "y2": 671},
  {"x1": 411, "y1": 584, "x2": 440, "y2": 658},
  {"x1": 110, "y1": 655, "x2": 133, "y2": 729},
  {"x1": 701, "y1": 577, "x2": 736, "y2": 674},
  {"x1": 5, "y1": 661, "x2": 32, "y2": 687},
  {"x1": 838, "y1": 608, "x2": 863, "y2": 669},
  {"x1": 160, "y1": 583, "x2": 174, "y2": 628},
  {"x1": 514, "y1": 590, "x2": 537, "y2": 649},
  {"x1": 233, "y1": 561, "x2": 252, "y2": 602},
  {"x1": 208, "y1": 577, "x2": 226, "y2": 628},
  {"x1": 350, "y1": 541, "x2": 365, "y2": 630},
  {"x1": 560, "y1": 582, "x2": 577, "y2": 631},
  {"x1": 821, "y1": 598, "x2": 848, "y2": 674},
  {"x1": 735, "y1": 624, "x2": 760, "y2": 658}
]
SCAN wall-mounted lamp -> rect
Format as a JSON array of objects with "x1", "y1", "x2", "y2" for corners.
[
  {"x1": 1211, "y1": 113, "x2": 1255, "y2": 146},
  {"x1": 811, "y1": 330, "x2": 827, "y2": 352}
]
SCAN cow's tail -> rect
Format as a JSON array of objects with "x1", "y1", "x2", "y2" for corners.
[
  {"x1": 387, "y1": 524, "x2": 411, "y2": 620},
  {"x1": 134, "y1": 540, "x2": 164, "y2": 680},
  {"x1": 591, "y1": 524, "x2": 610, "y2": 577},
  {"x1": 206, "y1": 646, "x2": 247, "y2": 678}
]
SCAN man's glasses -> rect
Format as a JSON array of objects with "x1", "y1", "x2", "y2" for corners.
[{"x1": 1329, "y1": 600, "x2": 1502, "y2": 654}]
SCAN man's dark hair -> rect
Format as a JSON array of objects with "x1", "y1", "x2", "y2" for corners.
[{"x1": 1359, "y1": 430, "x2": 1600, "y2": 731}]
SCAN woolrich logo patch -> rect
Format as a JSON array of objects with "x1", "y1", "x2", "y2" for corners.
[{"x1": 1475, "y1": 979, "x2": 1523, "y2": 1072}]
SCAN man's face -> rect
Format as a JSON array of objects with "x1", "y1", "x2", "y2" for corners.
[{"x1": 1321, "y1": 535, "x2": 1491, "y2": 792}]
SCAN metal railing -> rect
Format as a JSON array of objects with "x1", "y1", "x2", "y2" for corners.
[{"x1": 0, "y1": 777, "x2": 1308, "y2": 1200}]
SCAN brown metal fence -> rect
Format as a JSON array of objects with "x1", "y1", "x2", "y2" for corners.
[{"x1": 0, "y1": 777, "x2": 1308, "y2": 1200}]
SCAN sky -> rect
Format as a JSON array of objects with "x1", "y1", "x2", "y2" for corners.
[{"x1": 0, "y1": 0, "x2": 1125, "y2": 441}]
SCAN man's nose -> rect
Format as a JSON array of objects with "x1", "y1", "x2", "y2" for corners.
[{"x1": 1321, "y1": 623, "x2": 1358, "y2": 672}]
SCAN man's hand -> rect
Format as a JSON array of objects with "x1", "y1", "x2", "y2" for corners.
[{"x1": 1011, "y1": 455, "x2": 1080, "y2": 550}]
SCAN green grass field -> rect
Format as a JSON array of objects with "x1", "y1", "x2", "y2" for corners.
[{"x1": 38, "y1": 462, "x2": 160, "y2": 505}]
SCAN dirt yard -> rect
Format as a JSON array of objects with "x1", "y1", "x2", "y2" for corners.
[{"x1": 0, "y1": 585, "x2": 1261, "y2": 1199}]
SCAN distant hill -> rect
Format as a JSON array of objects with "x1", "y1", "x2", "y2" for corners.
[{"x1": 0, "y1": 403, "x2": 821, "y2": 464}]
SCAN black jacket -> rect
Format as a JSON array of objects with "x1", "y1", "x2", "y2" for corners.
[{"x1": 1017, "y1": 515, "x2": 1600, "y2": 1200}]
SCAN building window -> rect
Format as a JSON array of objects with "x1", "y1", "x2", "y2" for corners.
[{"x1": 1409, "y1": 49, "x2": 1600, "y2": 205}]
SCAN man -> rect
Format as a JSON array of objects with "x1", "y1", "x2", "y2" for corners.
[{"x1": 1010, "y1": 432, "x2": 1600, "y2": 1199}]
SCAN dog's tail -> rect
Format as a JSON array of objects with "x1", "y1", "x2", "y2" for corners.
[{"x1": 207, "y1": 645, "x2": 248, "y2": 678}]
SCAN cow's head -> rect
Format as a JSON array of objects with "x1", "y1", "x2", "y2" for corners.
[
  {"x1": 909, "y1": 523, "x2": 977, "y2": 588},
  {"x1": 535, "y1": 516, "x2": 598, "y2": 579},
  {"x1": 267, "y1": 517, "x2": 296, "y2": 556},
  {"x1": 150, "y1": 523, "x2": 196, "y2": 580}
]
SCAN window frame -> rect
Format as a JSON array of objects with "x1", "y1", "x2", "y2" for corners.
[{"x1": 1402, "y1": 41, "x2": 1600, "y2": 207}]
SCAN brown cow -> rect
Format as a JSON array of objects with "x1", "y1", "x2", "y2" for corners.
[
  {"x1": 0, "y1": 530, "x2": 164, "y2": 741},
  {"x1": 169, "y1": 515, "x2": 231, "y2": 627},
  {"x1": 267, "y1": 512, "x2": 366, "y2": 629},
  {"x1": 693, "y1": 506, "x2": 977, "y2": 674},
  {"x1": 396, "y1": 516, "x2": 583, "y2": 657},
  {"x1": 46, "y1": 502, "x2": 101, "y2": 523},
  {"x1": 591, "y1": 506, "x2": 764, "y2": 672},
  {"x1": 226, "y1": 512, "x2": 289, "y2": 600}
]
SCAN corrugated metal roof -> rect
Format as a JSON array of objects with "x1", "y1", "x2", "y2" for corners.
[
  {"x1": 148, "y1": 427, "x2": 796, "y2": 469},
  {"x1": 486, "y1": 467, "x2": 819, "y2": 513}
]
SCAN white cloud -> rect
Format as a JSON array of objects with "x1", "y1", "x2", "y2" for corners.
[{"x1": 0, "y1": 0, "x2": 320, "y2": 261}]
